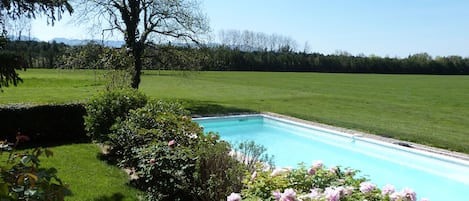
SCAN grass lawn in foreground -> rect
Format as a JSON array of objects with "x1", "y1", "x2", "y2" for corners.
[
  {"x1": 2, "y1": 144, "x2": 143, "y2": 201},
  {"x1": 2, "y1": 69, "x2": 469, "y2": 154}
]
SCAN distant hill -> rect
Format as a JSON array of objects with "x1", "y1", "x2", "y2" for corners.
[
  {"x1": 50, "y1": 38, "x2": 125, "y2": 47},
  {"x1": 6, "y1": 35, "x2": 126, "y2": 47}
]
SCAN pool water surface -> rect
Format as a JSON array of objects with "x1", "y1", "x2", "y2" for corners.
[{"x1": 194, "y1": 114, "x2": 469, "y2": 201}]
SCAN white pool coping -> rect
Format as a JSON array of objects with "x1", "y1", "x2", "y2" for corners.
[{"x1": 194, "y1": 112, "x2": 469, "y2": 166}]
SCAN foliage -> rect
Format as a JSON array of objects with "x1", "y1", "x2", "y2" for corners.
[
  {"x1": 0, "y1": 51, "x2": 25, "y2": 90},
  {"x1": 107, "y1": 100, "x2": 192, "y2": 168},
  {"x1": 0, "y1": 0, "x2": 73, "y2": 24},
  {"x1": 56, "y1": 42, "x2": 104, "y2": 69},
  {"x1": 0, "y1": 0, "x2": 73, "y2": 90},
  {"x1": 143, "y1": 43, "x2": 207, "y2": 71},
  {"x1": 239, "y1": 162, "x2": 422, "y2": 201},
  {"x1": 0, "y1": 136, "x2": 69, "y2": 200},
  {"x1": 233, "y1": 140, "x2": 275, "y2": 172},
  {"x1": 0, "y1": 104, "x2": 87, "y2": 144},
  {"x1": 78, "y1": 0, "x2": 210, "y2": 88},
  {"x1": 107, "y1": 98, "x2": 250, "y2": 201},
  {"x1": 135, "y1": 142, "x2": 197, "y2": 201},
  {"x1": 2, "y1": 40, "x2": 67, "y2": 69},
  {"x1": 99, "y1": 48, "x2": 134, "y2": 90},
  {"x1": 84, "y1": 88, "x2": 147, "y2": 142},
  {"x1": 192, "y1": 140, "x2": 246, "y2": 201}
]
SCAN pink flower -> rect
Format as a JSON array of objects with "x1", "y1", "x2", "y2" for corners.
[
  {"x1": 382, "y1": 184, "x2": 396, "y2": 196},
  {"x1": 270, "y1": 168, "x2": 286, "y2": 177},
  {"x1": 307, "y1": 189, "x2": 321, "y2": 200},
  {"x1": 324, "y1": 187, "x2": 341, "y2": 201},
  {"x1": 401, "y1": 188, "x2": 417, "y2": 201},
  {"x1": 359, "y1": 182, "x2": 376, "y2": 194},
  {"x1": 343, "y1": 186, "x2": 354, "y2": 196},
  {"x1": 272, "y1": 191, "x2": 282, "y2": 200},
  {"x1": 329, "y1": 166, "x2": 338, "y2": 174},
  {"x1": 307, "y1": 168, "x2": 316, "y2": 175},
  {"x1": 251, "y1": 171, "x2": 257, "y2": 181},
  {"x1": 149, "y1": 159, "x2": 156, "y2": 164},
  {"x1": 281, "y1": 188, "x2": 296, "y2": 201},
  {"x1": 168, "y1": 140, "x2": 175, "y2": 147},
  {"x1": 390, "y1": 192, "x2": 402, "y2": 201},
  {"x1": 312, "y1": 160, "x2": 323, "y2": 169},
  {"x1": 227, "y1": 192, "x2": 241, "y2": 201}
]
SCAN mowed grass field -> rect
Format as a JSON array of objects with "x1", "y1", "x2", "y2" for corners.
[{"x1": 2, "y1": 69, "x2": 469, "y2": 154}]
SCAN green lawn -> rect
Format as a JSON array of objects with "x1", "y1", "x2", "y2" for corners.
[
  {"x1": 1, "y1": 144, "x2": 142, "y2": 201},
  {"x1": 2, "y1": 69, "x2": 469, "y2": 154}
]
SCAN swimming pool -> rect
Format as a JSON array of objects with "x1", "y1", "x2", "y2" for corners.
[{"x1": 194, "y1": 114, "x2": 469, "y2": 201}]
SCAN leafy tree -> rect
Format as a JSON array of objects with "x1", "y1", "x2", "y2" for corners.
[
  {"x1": 0, "y1": 0, "x2": 73, "y2": 90},
  {"x1": 78, "y1": 0, "x2": 209, "y2": 88}
]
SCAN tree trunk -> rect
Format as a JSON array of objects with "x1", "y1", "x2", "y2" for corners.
[{"x1": 131, "y1": 42, "x2": 144, "y2": 89}]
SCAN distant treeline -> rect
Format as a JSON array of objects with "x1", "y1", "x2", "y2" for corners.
[
  {"x1": 3, "y1": 40, "x2": 67, "y2": 68},
  {"x1": 197, "y1": 47, "x2": 469, "y2": 74},
  {"x1": 3, "y1": 40, "x2": 469, "y2": 74}
]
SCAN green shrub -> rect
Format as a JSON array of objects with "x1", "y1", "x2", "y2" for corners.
[
  {"x1": 108, "y1": 100, "x2": 196, "y2": 168},
  {"x1": 135, "y1": 142, "x2": 197, "y2": 201},
  {"x1": 0, "y1": 104, "x2": 87, "y2": 144},
  {"x1": 192, "y1": 140, "x2": 246, "y2": 201},
  {"x1": 0, "y1": 137, "x2": 70, "y2": 200},
  {"x1": 107, "y1": 100, "x2": 248, "y2": 201},
  {"x1": 83, "y1": 88, "x2": 147, "y2": 142}
]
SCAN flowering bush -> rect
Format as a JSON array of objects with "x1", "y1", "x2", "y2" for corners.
[
  {"x1": 106, "y1": 99, "x2": 248, "y2": 201},
  {"x1": 107, "y1": 100, "x2": 199, "y2": 168},
  {"x1": 236, "y1": 161, "x2": 428, "y2": 201}
]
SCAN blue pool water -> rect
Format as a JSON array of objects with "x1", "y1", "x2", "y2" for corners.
[{"x1": 194, "y1": 114, "x2": 469, "y2": 201}]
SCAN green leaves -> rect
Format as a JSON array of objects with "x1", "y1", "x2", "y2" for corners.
[
  {"x1": 0, "y1": 145, "x2": 69, "y2": 201},
  {"x1": 84, "y1": 88, "x2": 148, "y2": 142}
]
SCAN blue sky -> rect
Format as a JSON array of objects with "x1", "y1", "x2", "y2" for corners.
[{"x1": 31, "y1": 0, "x2": 469, "y2": 57}]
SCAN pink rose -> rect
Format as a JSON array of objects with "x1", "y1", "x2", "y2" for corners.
[
  {"x1": 226, "y1": 192, "x2": 241, "y2": 201},
  {"x1": 324, "y1": 187, "x2": 341, "y2": 201},
  {"x1": 272, "y1": 191, "x2": 282, "y2": 200},
  {"x1": 149, "y1": 158, "x2": 156, "y2": 164},
  {"x1": 312, "y1": 160, "x2": 323, "y2": 169},
  {"x1": 307, "y1": 167, "x2": 316, "y2": 175},
  {"x1": 382, "y1": 184, "x2": 396, "y2": 196},
  {"x1": 281, "y1": 188, "x2": 296, "y2": 201},
  {"x1": 359, "y1": 182, "x2": 375, "y2": 194},
  {"x1": 168, "y1": 140, "x2": 175, "y2": 147},
  {"x1": 401, "y1": 188, "x2": 417, "y2": 201}
]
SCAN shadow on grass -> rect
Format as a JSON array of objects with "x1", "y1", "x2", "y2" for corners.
[
  {"x1": 93, "y1": 193, "x2": 125, "y2": 201},
  {"x1": 15, "y1": 138, "x2": 92, "y2": 150},
  {"x1": 179, "y1": 99, "x2": 255, "y2": 116}
]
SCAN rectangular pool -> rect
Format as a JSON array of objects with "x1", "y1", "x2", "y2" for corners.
[{"x1": 194, "y1": 114, "x2": 469, "y2": 201}]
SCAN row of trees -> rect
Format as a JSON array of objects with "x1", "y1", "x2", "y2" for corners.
[
  {"x1": 199, "y1": 47, "x2": 469, "y2": 74},
  {"x1": 3, "y1": 40, "x2": 469, "y2": 75},
  {"x1": 1, "y1": 0, "x2": 209, "y2": 89}
]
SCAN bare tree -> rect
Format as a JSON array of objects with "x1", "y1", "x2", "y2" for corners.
[{"x1": 78, "y1": 0, "x2": 210, "y2": 88}]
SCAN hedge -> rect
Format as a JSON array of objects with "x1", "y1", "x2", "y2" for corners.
[{"x1": 0, "y1": 104, "x2": 89, "y2": 145}]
